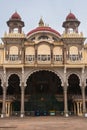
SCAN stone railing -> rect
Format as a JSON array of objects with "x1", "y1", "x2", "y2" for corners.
[
  {"x1": 62, "y1": 32, "x2": 83, "y2": 38},
  {"x1": 4, "y1": 32, "x2": 25, "y2": 38}
]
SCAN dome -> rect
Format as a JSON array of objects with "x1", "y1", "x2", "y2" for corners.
[
  {"x1": 27, "y1": 26, "x2": 61, "y2": 36},
  {"x1": 66, "y1": 12, "x2": 76, "y2": 20},
  {"x1": 10, "y1": 12, "x2": 21, "y2": 20}
]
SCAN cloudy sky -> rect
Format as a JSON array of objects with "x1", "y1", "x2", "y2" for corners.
[{"x1": 0, "y1": 0, "x2": 87, "y2": 41}]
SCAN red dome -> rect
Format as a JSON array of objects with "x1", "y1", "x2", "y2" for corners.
[
  {"x1": 27, "y1": 26, "x2": 61, "y2": 36},
  {"x1": 11, "y1": 12, "x2": 21, "y2": 20},
  {"x1": 66, "y1": 12, "x2": 76, "y2": 20}
]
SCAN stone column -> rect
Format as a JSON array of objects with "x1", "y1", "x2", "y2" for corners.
[
  {"x1": 80, "y1": 102, "x2": 82, "y2": 115},
  {"x1": 1, "y1": 83, "x2": 6, "y2": 118},
  {"x1": 63, "y1": 46, "x2": 67, "y2": 64},
  {"x1": 21, "y1": 45, "x2": 24, "y2": 64},
  {"x1": 6, "y1": 102, "x2": 10, "y2": 117},
  {"x1": 64, "y1": 83, "x2": 68, "y2": 117},
  {"x1": 74, "y1": 102, "x2": 76, "y2": 115},
  {"x1": 81, "y1": 83, "x2": 86, "y2": 116},
  {"x1": 35, "y1": 45, "x2": 37, "y2": 64},
  {"x1": 20, "y1": 82, "x2": 25, "y2": 117},
  {"x1": 50, "y1": 44, "x2": 53, "y2": 64},
  {"x1": 77, "y1": 102, "x2": 79, "y2": 116}
]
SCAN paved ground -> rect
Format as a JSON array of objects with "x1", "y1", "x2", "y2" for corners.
[{"x1": 0, "y1": 116, "x2": 87, "y2": 130}]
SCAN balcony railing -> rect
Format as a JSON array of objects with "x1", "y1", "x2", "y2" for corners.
[{"x1": 4, "y1": 54, "x2": 83, "y2": 65}]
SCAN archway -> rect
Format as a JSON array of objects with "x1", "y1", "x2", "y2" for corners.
[
  {"x1": 0, "y1": 79, "x2": 2, "y2": 114},
  {"x1": 68, "y1": 74, "x2": 81, "y2": 116},
  {"x1": 7, "y1": 74, "x2": 21, "y2": 116},
  {"x1": 25, "y1": 70, "x2": 63, "y2": 116},
  {"x1": 85, "y1": 79, "x2": 87, "y2": 110}
]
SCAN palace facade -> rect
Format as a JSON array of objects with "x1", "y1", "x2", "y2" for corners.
[{"x1": 0, "y1": 12, "x2": 87, "y2": 117}]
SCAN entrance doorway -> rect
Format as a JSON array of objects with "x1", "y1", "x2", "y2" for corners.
[
  {"x1": 68, "y1": 74, "x2": 81, "y2": 115},
  {"x1": 0, "y1": 103, "x2": 2, "y2": 114},
  {"x1": 7, "y1": 74, "x2": 21, "y2": 116},
  {"x1": 25, "y1": 70, "x2": 63, "y2": 116}
]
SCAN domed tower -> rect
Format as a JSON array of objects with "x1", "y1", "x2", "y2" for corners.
[
  {"x1": 7, "y1": 11, "x2": 24, "y2": 33},
  {"x1": 2, "y1": 12, "x2": 26, "y2": 64},
  {"x1": 62, "y1": 12, "x2": 80, "y2": 33},
  {"x1": 62, "y1": 12, "x2": 86, "y2": 64}
]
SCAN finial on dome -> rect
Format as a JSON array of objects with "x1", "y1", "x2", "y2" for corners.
[{"x1": 38, "y1": 17, "x2": 44, "y2": 27}]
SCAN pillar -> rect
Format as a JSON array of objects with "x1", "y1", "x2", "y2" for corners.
[
  {"x1": 35, "y1": 45, "x2": 37, "y2": 64},
  {"x1": 80, "y1": 102, "x2": 82, "y2": 115},
  {"x1": 21, "y1": 45, "x2": 24, "y2": 63},
  {"x1": 6, "y1": 102, "x2": 10, "y2": 117},
  {"x1": 1, "y1": 83, "x2": 6, "y2": 118},
  {"x1": 63, "y1": 46, "x2": 67, "y2": 64},
  {"x1": 50, "y1": 44, "x2": 53, "y2": 64},
  {"x1": 77, "y1": 102, "x2": 79, "y2": 116},
  {"x1": 20, "y1": 82, "x2": 25, "y2": 117},
  {"x1": 81, "y1": 84, "x2": 86, "y2": 116},
  {"x1": 76, "y1": 102, "x2": 82, "y2": 116},
  {"x1": 64, "y1": 83, "x2": 68, "y2": 117},
  {"x1": 74, "y1": 102, "x2": 76, "y2": 115}
]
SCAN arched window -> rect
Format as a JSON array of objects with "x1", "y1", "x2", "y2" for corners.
[
  {"x1": 38, "y1": 35, "x2": 49, "y2": 40},
  {"x1": 37, "y1": 44, "x2": 50, "y2": 61},
  {"x1": 69, "y1": 46, "x2": 79, "y2": 61},
  {"x1": 53, "y1": 47, "x2": 62, "y2": 61},
  {"x1": 13, "y1": 28, "x2": 18, "y2": 33},
  {"x1": 25, "y1": 47, "x2": 35, "y2": 62},
  {"x1": 9, "y1": 46, "x2": 19, "y2": 61}
]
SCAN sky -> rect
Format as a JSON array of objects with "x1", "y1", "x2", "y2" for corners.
[{"x1": 0, "y1": 0, "x2": 87, "y2": 42}]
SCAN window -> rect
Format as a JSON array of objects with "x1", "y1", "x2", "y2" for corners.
[
  {"x1": 54, "y1": 55, "x2": 62, "y2": 61},
  {"x1": 13, "y1": 28, "x2": 19, "y2": 33},
  {"x1": 31, "y1": 37, "x2": 35, "y2": 41},
  {"x1": 38, "y1": 55, "x2": 51, "y2": 61},
  {"x1": 9, "y1": 55, "x2": 19, "y2": 61},
  {"x1": 25, "y1": 55, "x2": 35, "y2": 62},
  {"x1": 38, "y1": 36, "x2": 49, "y2": 40},
  {"x1": 69, "y1": 55, "x2": 79, "y2": 61},
  {"x1": 69, "y1": 46, "x2": 80, "y2": 61}
]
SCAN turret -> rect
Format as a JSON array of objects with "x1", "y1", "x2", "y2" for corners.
[
  {"x1": 7, "y1": 11, "x2": 24, "y2": 33},
  {"x1": 62, "y1": 12, "x2": 80, "y2": 34}
]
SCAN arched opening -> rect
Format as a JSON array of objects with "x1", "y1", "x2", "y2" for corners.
[
  {"x1": 85, "y1": 79, "x2": 87, "y2": 110},
  {"x1": 68, "y1": 74, "x2": 81, "y2": 116},
  {"x1": 7, "y1": 74, "x2": 21, "y2": 116},
  {"x1": 0, "y1": 79, "x2": 2, "y2": 114},
  {"x1": 25, "y1": 70, "x2": 63, "y2": 116}
]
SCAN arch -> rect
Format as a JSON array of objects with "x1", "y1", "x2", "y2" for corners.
[
  {"x1": 25, "y1": 47, "x2": 35, "y2": 55},
  {"x1": 84, "y1": 72, "x2": 87, "y2": 96},
  {"x1": 69, "y1": 46, "x2": 78, "y2": 55},
  {"x1": 24, "y1": 68, "x2": 64, "y2": 87},
  {"x1": 68, "y1": 74, "x2": 80, "y2": 88},
  {"x1": 24, "y1": 69, "x2": 64, "y2": 113},
  {"x1": 38, "y1": 44, "x2": 50, "y2": 55},
  {"x1": 38, "y1": 35, "x2": 49, "y2": 40},
  {"x1": 53, "y1": 47, "x2": 62, "y2": 55},
  {"x1": 84, "y1": 72, "x2": 87, "y2": 86},
  {"x1": 7, "y1": 74, "x2": 21, "y2": 94},
  {"x1": 25, "y1": 70, "x2": 62, "y2": 94},
  {"x1": 67, "y1": 73, "x2": 81, "y2": 113},
  {"x1": 7, "y1": 74, "x2": 21, "y2": 113},
  {"x1": 66, "y1": 71, "x2": 82, "y2": 86},
  {"x1": 6, "y1": 71, "x2": 22, "y2": 86},
  {"x1": 9, "y1": 46, "x2": 18, "y2": 55}
]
